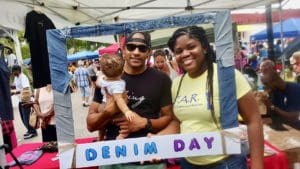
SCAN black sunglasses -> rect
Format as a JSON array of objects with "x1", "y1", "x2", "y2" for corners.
[{"x1": 126, "y1": 44, "x2": 149, "y2": 53}]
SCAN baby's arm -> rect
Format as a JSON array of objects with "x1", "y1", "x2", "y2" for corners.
[{"x1": 113, "y1": 93, "x2": 136, "y2": 122}]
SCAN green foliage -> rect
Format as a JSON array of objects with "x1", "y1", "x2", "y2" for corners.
[{"x1": 66, "y1": 39, "x2": 110, "y2": 53}]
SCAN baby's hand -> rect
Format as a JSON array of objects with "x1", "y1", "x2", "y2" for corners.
[{"x1": 125, "y1": 111, "x2": 136, "y2": 122}]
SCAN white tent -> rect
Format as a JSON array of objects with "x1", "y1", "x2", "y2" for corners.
[
  {"x1": 0, "y1": 0, "x2": 279, "y2": 62},
  {"x1": 1, "y1": 0, "x2": 279, "y2": 30}
]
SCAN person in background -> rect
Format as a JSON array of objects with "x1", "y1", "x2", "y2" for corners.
[
  {"x1": 87, "y1": 31, "x2": 173, "y2": 169},
  {"x1": 74, "y1": 60, "x2": 91, "y2": 107},
  {"x1": 291, "y1": 51, "x2": 300, "y2": 83},
  {"x1": 153, "y1": 49, "x2": 178, "y2": 80},
  {"x1": 160, "y1": 26, "x2": 263, "y2": 169},
  {"x1": 261, "y1": 70, "x2": 300, "y2": 130},
  {"x1": 165, "y1": 48, "x2": 182, "y2": 74},
  {"x1": 274, "y1": 40, "x2": 282, "y2": 59},
  {"x1": 6, "y1": 49, "x2": 17, "y2": 68},
  {"x1": 87, "y1": 60, "x2": 98, "y2": 98},
  {"x1": 10, "y1": 65, "x2": 37, "y2": 139},
  {"x1": 34, "y1": 84, "x2": 57, "y2": 142}
]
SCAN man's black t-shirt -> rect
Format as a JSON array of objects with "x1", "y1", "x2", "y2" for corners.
[{"x1": 93, "y1": 68, "x2": 172, "y2": 140}]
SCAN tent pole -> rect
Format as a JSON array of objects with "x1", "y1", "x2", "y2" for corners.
[
  {"x1": 279, "y1": 0, "x2": 285, "y2": 79},
  {"x1": 265, "y1": 4, "x2": 275, "y2": 61}
]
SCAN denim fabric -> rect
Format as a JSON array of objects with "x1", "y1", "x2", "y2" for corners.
[
  {"x1": 53, "y1": 90, "x2": 75, "y2": 143},
  {"x1": 214, "y1": 11, "x2": 234, "y2": 67},
  {"x1": 79, "y1": 86, "x2": 90, "y2": 97},
  {"x1": 47, "y1": 29, "x2": 72, "y2": 94},
  {"x1": 100, "y1": 163, "x2": 166, "y2": 169},
  {"x1": 217, "y1": 65, "x2": 239, "y2": 129},
  {"x1": 180, "y1": 155, "x2": 248, "y2": 169},
  {"x1": 215, "y1": 11, "x2": 238, "y2": 129},
  {"x1": 18, "y1": 102, "x2": 37, "y2": 134},
  {"x1": 47, "y1": 12, "x2": 216, "y2": 94}
]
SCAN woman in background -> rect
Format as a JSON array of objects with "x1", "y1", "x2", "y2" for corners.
[
  {"x1": 153, "y1": 49, "x2": 178, "y2": 80},
  {"x1": 34, "y1": 84, "x2": 57, "y2": 142}
]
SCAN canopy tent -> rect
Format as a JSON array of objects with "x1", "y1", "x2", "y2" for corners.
[
  {"x1": 0, "y1": 0, "x2": 278, "y2": 63},
  {"x1": 98, "y1": 43, "x2": 119, "y2": 55},
  {"x1": 67, "y1": 51, "x2": 98, "y2": 62},
  {"x1": 250, "y1": 18, "x2": 300, "y2": 41},
  {"x1": 0, "y1": 0, "x2": 278, "y2": 30},
  {"x1": 279, "y1": 36, "x2": 300, "y2": 61}
]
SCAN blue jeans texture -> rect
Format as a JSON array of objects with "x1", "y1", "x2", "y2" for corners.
[
  {"x1": 180, "y1": 155, "x2": 248, "y2": 169},
  {"x1": 18, "y1": 102, "x2": 37, "y2": 134}
]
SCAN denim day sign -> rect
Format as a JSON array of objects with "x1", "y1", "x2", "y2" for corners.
[{"x1": 75, "y1": 131, "x2": 241, "y2": 168}]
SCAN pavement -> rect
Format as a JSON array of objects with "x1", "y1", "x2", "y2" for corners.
[{"x1": 11, "y1": 89, "x2": 97, "y2": 145}]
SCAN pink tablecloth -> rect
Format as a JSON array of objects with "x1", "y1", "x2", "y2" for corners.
[{"x1": 6, "y1": 139, "x2": 289, "y2": 169}]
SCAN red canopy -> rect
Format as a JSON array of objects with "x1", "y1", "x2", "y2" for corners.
[
  {"x1": 98, "y1": 43, "x2": 119, "y2": 55},
  {"x1": 98, "y1": 36, "x2": 125, "y2": 55}
]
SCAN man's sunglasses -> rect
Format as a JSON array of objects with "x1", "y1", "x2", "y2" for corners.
[{"x1": 126, "y1": 44, "x2": 149, "y2": 53}]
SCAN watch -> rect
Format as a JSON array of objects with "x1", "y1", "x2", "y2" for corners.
[{"x1": 145, "y1": 118, "x2": 152, "y2": 132}]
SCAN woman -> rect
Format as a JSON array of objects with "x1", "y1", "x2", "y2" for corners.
[
  {"x1": 34, "y1": 84, "x2": 57, "y2": 142},
  {"x1": 153, "y1": 49, "x2": 178, "y2": 80},
  {"x1": 164, "y1": 26, "x2": 264, "y2": 169}
]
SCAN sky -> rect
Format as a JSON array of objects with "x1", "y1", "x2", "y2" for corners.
[{"x1": 232, "y1": 0, "x2": 300, "y2": 14}]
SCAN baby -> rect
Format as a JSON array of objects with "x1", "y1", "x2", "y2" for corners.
[{"x1": 98, "y1": 54, "x2": 137, "y2": 139}]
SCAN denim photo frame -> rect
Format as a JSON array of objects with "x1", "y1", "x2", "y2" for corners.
[{"x1": 46, "y1": 10, "x2": 238, "y2": 168}]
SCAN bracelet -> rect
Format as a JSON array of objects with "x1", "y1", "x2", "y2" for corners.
[{"x1": 145, "y1": 118, "x2": 152, "y2": 132}]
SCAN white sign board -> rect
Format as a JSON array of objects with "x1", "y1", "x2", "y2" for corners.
[{"x1": 60, "y1": 130, "x2": 241, "y2": 168}]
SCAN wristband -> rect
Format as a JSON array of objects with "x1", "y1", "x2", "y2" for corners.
[{"x1": 145, "y1": 118, "x2": 152, "y2": 132}]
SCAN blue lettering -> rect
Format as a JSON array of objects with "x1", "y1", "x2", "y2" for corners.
[
  {"x1": 134, "y1": 144, "x2": 139, "y2": 156},
  {"x1": 190, "y1": 94, "x2": 198, "y2": 103},
  {"x1": 115, "y1": 145, "x2": 127, "y2": 158},
  {"x1": 179, "y1": 96, "x2": 188, "y2": 104},
  {"x1": 189, "y1": 138, "x2": 200, "y2": 150},
  {"x1": 85, "y1": 148, "x2": 97, "y2": 161},
  {"x1": 102, "y1": 146, "x2": 110, "y2": 159},
  {"x1": 144, "y1": 142, "x2": 157, "y2": 155}
]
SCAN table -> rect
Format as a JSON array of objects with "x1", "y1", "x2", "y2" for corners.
[{"x1": 6, "y1": 138, "x2": 289, "y2": 169}]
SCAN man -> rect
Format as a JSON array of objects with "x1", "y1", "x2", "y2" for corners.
[
  {"x1": 7, "y1": 49, "x2": 17, "y2": 68},
  {"x1": 11, "y1": 65, "x2": 37, "y2": 139},
  {"x1": 87, "y1": 32, "x2": 174, "y2": 168},
  {"x1": 74, "y1": 60, "x2": 91, "y2": 107},
  {"x1": 261, "y1": 70, "x2": 300, "y2": 130}
]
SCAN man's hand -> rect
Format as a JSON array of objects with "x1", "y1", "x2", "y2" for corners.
[{"x1": 113, "y1": 114, "x2": 147, "y2": 136}]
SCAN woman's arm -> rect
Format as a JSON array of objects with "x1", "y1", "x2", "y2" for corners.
[{"x1": 238, "y1": 91, "x2": 264, "y2": 169}]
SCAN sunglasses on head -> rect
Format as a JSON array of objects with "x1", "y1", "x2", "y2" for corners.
[{"x1": 126, "y1": 44, "x2": 149, "y2": 53}]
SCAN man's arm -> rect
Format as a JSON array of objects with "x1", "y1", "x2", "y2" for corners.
[
  {"x1": 270, "y1": 105, "x2": 299, "y2": 123},
  {"x1": 86, "y1": 102, "x2": 110, "y2": 132},
  {"x1": 86, "y1": 90, "x2": 121, "y2": 132},
  {"x1": 115, "y1": 104, "x2": 174, "y2": 135}
]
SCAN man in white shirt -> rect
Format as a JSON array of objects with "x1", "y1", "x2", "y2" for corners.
[
  {"x1": 7, "y1": 49, "x2": 17, "y2": 67},
  {"x1": 11, "y1": 65, "x2": 37, "y2": 139}
]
